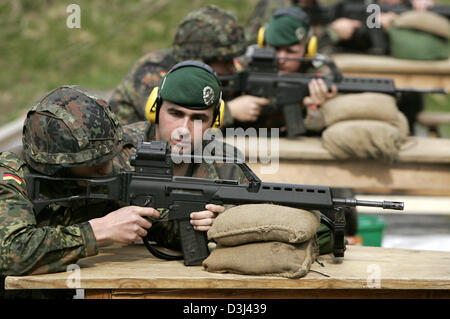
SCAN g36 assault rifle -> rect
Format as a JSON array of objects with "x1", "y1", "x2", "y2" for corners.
[
  {"x1": 220, "y1": 46, "x2": 446, "y2": 138},
  {"x1": 26, "y1": 140, "x2": 404, "y2": 266}
]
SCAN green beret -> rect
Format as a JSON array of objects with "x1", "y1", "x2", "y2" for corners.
[
  {"x1": 265, "y1": 7, "x2": 310, "y2": 47},
  {"x1": 160, "y1": 64, "x2": 221, "y2": 110}
]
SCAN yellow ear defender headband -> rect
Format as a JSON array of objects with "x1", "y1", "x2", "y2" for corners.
[
  {"x1": 145, "y1": 61, "x2": 225, "y2": 129},
  {"x1": 257, "y1": 8, "x2": 317, "y2": 58}
]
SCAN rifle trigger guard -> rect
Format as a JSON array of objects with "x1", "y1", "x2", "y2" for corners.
[{"x1": 131, "y1": 195, "x2": 154, "y2": 207}]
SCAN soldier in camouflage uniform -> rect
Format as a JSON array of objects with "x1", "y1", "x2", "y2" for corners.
[
  {"x1": 109, "y1": 5, "x2": 270, "y2": 128},
  {"x1": 0, "y1": 84, "x2": 228, "y2": 298}
]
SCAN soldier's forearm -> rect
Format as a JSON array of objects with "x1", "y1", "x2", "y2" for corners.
[{"x1": 0, "y1": 222, "x2": 98, "y2": 276}]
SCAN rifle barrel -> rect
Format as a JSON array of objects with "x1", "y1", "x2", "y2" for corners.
[
  {"x1": 333, "y1": 198, "x2": 404, "y2": 210},
  {"x1": 397, "y1": 87, "x2": 447, "y2": 95}
]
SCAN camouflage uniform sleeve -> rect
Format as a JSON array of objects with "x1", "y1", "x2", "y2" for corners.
[
  {"x1": 302, "y1": 59, "x2": 336, "y2": 132},
  {"x1": 0, "y1": 154, "x2": 98, "y2": 276},
  {"x1": 317, "y1": 26, "x2": 342, "y2": 56},
  {"x1": 109, "y1": 51, "x2": 171, "y2": 125}
]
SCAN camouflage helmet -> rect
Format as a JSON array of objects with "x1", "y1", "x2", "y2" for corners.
[
  {"x1": 22, "y1": 85, "x2": 124, "y2": 175},
  {"x1": 172, "y1": 5, "x2": 247, "y2": 62}
]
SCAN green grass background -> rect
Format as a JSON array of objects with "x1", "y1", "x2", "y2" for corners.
[{"x1": 1, "y1": 0, "x2": 449, "y2": 135}]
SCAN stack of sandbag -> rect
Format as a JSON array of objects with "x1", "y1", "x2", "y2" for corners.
[
  {"x1": 320, "y1": 93, "x2": 409, "y2": 162},
  {"x1": 202, "y1": 204, "x2": 320, "y2": 279},
  {"x1": 389, "y1": 10, "x2": 449, "y2": 60}
]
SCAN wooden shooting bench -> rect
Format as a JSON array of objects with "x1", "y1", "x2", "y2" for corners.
[
  {"x1": 331, "y1": 54, "x2": 450, "y2": 90},
  {"x1": 225, "y1": 136, "x2": 450, "y2": 197},
  {"x1": 4, "y1": 243, "x2": 450, "y2": 299}
]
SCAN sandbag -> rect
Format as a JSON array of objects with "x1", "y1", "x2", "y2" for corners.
[
  {"x1": 389, "y1": 25, "x2": 449, "y2": 61},
  {"x1": 321, "y1": 120, "x2": 404, "y2": 161},
  {"x1": 393, "y1": 10, "x2": 449, "y2": 39},
  {"x1": 202, "y1": 239, "x2": 318, "y2": 279},
  {"x1": 207, "y1": 204, "x2": 320, "y2": 246},
  {"x1": 394, "y1": 111, "x2": 409, "y2": 142},
  {"x1": 321, "y1": 93, "x2": 399, "y2": 127}
]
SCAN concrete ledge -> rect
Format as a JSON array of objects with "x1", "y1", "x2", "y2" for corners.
[{"x1": 0, "y1": 116, "x2": 25, "y2": 151}]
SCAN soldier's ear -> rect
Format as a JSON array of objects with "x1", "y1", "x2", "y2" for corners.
[
  {"x1": 211, "y1": 99, "x2": 225, "y2": 129},
  {"x1": 257, "y1": 27, "x2": 266, "y2": 47},
  {"x1": 305, "y1": 35, "x2": 317, "y2": 58}
]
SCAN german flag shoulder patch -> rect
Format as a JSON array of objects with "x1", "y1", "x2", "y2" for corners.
[{"x1": 2, "y1": 172, "x2": 23, "y2": 185}]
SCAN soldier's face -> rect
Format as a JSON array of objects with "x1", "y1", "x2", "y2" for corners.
[
  {"x1": 69, "y1": 160, "x2": 113, "y2": 178},
  {"x1": 209, "y1": 60, "x2": 236, "y2": 75},
  {"x1": 275, "y1": 43, "x2": 306, "y2": 73},
  {"x1": 156, "y1": 101, "x2": 214, "y2": 154}
]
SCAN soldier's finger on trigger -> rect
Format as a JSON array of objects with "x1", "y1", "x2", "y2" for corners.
[
  {"x1": 207, "y1": 203, "x2": 225, "y2": 213},
  {"x1": 136, "y1": 206, "x2": 160, "y2": 219}
]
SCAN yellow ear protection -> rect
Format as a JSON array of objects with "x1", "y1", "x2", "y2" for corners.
[
  {"x1": 257, "y1": 7, "x2": 317, "y2": 58},
  {"x1": 145, "y1": 60, "x2": 225, "y2": 129}
]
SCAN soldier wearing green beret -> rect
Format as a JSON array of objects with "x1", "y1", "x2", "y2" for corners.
[
  {"x1": 109, "y1": 5, "x2": 270, "y2": 128},
  {"x1": 254, "y1": 6, "x2": 338, "y2": 133},
  {"x1": 136, "y1": 61, "x2": 249, "y2": 243}
]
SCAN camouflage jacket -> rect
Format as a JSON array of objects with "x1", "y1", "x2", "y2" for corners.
[
  {"x1": 0, "y1": 122, "x2": 150, "y2": 278},
  {"x1": 109, "y1": 50, "x2": 235, "y2": 127}
]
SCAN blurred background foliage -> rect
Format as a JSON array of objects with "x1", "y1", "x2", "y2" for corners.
[
  {"x1": 0, "y1": 0, "x2": 449, "y2": 136},
  {"x1": 0, "y1": 0, "x2": 259, "y2": 124}
]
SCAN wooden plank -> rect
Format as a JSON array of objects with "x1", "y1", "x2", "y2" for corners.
[
  {"x1": 332, "y1": 54, "x2": 450, "y2": 74},
  {"x1": 225, "y1": 136, "x2": 450, "y2": 164},
  {"x1": 85, "y1": 289, "x2": 112, "y2": 299},
  {"x1": 5, "y1": 244, "x2": 450, "y2": 291},
  {"x1": 417, "y1": 112, "x2": 450, "y2": 126},
  {"x1": 108, "y1": 288, "x2": 450, "y2": 299}
]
